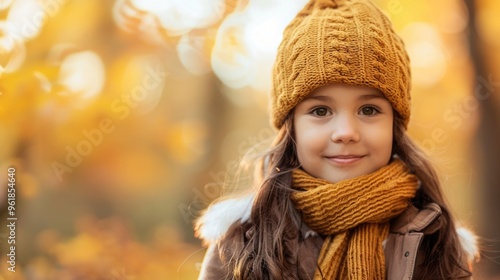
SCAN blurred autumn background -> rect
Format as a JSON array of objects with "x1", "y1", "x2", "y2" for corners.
[{"x1": 0, "y1": 0, "x2": 499, "y2": 279}]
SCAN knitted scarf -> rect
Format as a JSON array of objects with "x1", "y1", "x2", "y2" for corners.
[{"x1": 291, "y1": 159, "x2": 419, "y2": 279}]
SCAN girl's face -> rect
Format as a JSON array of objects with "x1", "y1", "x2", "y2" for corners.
[{"x1": 293, "y1": 84, "x2": 394, "y2": 183}]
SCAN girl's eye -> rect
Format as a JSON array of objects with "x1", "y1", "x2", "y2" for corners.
[
  {"x1": 360, "y1": 106, "x2": 380, "y2": 116},
  {"x1": 310, "y1": 107, "x2": 330, "y2": 117}
]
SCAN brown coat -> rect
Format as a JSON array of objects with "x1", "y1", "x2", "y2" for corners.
[{"x1": 196, "y1": 196, "x2": 476, "y2": 280}]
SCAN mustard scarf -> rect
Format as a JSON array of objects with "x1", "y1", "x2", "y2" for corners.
[{"x1": 291, "y1": 159, "x2": 419, "y2": 279}]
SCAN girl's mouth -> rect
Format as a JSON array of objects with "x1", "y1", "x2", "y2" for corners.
[{"x1": 326, "y1": 155, "x2": 365, "y2": 164}]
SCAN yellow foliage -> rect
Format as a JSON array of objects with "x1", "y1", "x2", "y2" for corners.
[{"x1": 0, "y1": 0, "x2": 494, "y2": 278}]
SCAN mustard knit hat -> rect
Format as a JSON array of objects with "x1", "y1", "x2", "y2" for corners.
[{"x1": 271, "y1": 0, "x2": 412, "y2": 129}]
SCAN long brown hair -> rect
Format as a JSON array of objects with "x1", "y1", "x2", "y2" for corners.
[
  {"x1": 392, "y1": 115, "x2": 472, "y2": 279},
  {"x1": 217, "y1": 112, "x2": 472, "y2": 279},
  {"x1": 218, "y1": 114, "x2": 307, "y2": 279}
]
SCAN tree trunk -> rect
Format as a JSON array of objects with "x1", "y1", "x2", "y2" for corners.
[{"x1": 464, "y1": 0, "x2": 500, "y2": 277}]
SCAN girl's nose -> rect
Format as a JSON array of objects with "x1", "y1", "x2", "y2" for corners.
[{"x1": 330, "y1": 114, "x2": 360, "y2": 143}]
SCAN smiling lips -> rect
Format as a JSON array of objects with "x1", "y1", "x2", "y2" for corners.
[{"x1": 326, "y1": 155, "x2": 365, "y2": 164}]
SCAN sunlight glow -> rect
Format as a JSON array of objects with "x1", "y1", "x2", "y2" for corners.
[
  {"x1": 0, "y1": 0, "x2": 14, "y2": 10},
  {"x1": 7, "y1": 0, "x2": 46, "y2": 40},
  {"x1": 0, "y1": 0, "x2": 65, "y2": 72},
  {"x1": 58, "y1": 51, "x2": 106, "y2": 101},
  {"x1": 127, "y1": 0, "x2": 225, "y2": 36},
  {"x1": 211, "y1": 12, "x2": 252, "y2": 89},
  {"x1": 211, "y1": 0, "x2": 308, "y2": 91},
  {"x1": 177, "y1": 34, "x2": 211, "y2": 75},
  {"x1": 401, "y1": 23, "x2": 446, "y2": 88},
  {"x1": 0, "y1": 21, "x2": 26, "y2": 72}
]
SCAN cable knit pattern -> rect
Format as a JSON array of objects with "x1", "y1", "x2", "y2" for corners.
[
  {"x1": 271, "y1": 0, "x2": 412, "y2": 129},
  {"x1": 291, "y1": 159, "x2": 418, "y2": 279}
]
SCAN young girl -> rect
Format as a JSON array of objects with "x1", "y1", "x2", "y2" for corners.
[{"x1": 195, "y1": 0, "x2": 479, "y2": 279}]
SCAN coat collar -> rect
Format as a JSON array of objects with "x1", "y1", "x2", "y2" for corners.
[
  {"x1": 390, "y1": 202, "x2": 442, "y2": 234},
  {"x1": 195, "y1": 192, "x2": 479, "y2": 262}
]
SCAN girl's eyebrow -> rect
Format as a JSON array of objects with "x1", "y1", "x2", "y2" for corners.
[{"x1": 358, "y1": 94, "x2": 387, "y2": 101}]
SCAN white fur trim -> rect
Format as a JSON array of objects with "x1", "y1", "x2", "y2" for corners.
[
  {"x1": 457, "y1": 227, "x2": 480, "y2": 262},
  {"x1": 196, "y1": 194, "x2": 254, "y2": 243},
  {"x1": 304, "y1": 230, "x2": 318, "y2": 239}
]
